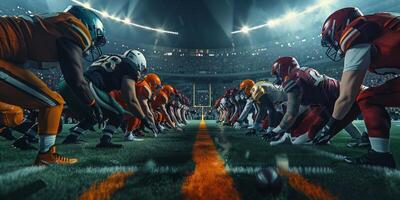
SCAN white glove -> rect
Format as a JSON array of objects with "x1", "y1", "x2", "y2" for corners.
[{"x1": 233, "y1": 122, "x2": 242, "y2": 129}]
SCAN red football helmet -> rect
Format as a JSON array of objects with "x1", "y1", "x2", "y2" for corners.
[
  {"x1": 271, "y1": 56, "x2": 300, "y2": 85},
  {"x1": 321, "y1": 7, "x2": 363, "y2": 61}
]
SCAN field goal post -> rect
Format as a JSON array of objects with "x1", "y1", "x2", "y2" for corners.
[{"x1": 192, "y1": 83, "x2": 212, "y2": 120}]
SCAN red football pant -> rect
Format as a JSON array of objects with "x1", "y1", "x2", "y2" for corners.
[{"x1": 357, "y1": 77, "x2": 400, "y2": 138}]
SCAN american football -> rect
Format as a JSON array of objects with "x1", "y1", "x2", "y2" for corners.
[{"x1": 1, "y1": 0, "x2": 400, "y2": 199}]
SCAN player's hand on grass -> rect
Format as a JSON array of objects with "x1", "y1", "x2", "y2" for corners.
[
  {"x1": 313, "y1": 117, "x2": 337, "y2": 145},
  {"x1": 90, "y1": 103, "x2": 104, "y2": 129},
  {"x1": 142, "y1": 119, "x2": 159, "y2": 134}
]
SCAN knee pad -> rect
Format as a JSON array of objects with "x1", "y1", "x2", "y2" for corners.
[{"x1": 0, "y1": 106, "x2": 24, "y2": 127}]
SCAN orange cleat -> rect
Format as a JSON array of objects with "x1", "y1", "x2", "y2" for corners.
[{"x1": 34, "y1": 146, "x2": 78, "y2": 166}]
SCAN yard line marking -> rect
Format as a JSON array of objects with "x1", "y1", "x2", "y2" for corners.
[
  {"x1": 76, "y1": 165, "x2": 334, "y2": 175},
  {"x1": 77, "y1": 172, "x2": 133, "y2": 200},
  {"x1": 0, "y1": 166, "x2": 46, "y2": 184},
  {"x1": 280, "y1": 170, "x2": 337, "y2": 200},
  {"x1": 182, "y1": 120, "x2": 241, "y2": 200},
  {"x1": 301, "y1": 146, "x2": 400, "y2": 179},
  {"x1": 225, "y1": 165, "x2": 335, "y2": 175}
]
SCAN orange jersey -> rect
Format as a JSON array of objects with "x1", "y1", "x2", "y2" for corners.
[
  {"x1": 152, "y1": 90, "x2": 169, "y2": 110},
  {"x1": 109, "y1": 80, "x2": 152, "y2": 109},
  {"x1": 136, "y1": 80, "x2": 152, "y2": 100},
  {"x1": 0, "y1": 13, "x2": 91, "y2": 63}
]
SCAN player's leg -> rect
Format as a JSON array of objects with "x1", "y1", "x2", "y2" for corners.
[
  {"x1": 345, "y1": 77, "x2": 400, "y2": 168},
  {"x1": 0, "y1": 60, "x2": 76, "y2": 165},
  {"x1": 59, "y1": 81, "x2": 95, "y2": 144}
]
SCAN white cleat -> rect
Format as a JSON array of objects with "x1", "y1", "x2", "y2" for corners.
[
  {"x1": 270, "y1": 133, "x2": 292, "y2": 146},
  {"x1": 124, "y1": 133, "x2": 144, "y2": 141}
]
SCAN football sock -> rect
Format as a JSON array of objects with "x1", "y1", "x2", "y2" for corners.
[
  {"x1": 369, "y1": 137, "x2": 389, "y2": 153},
  {"x1": 101, "y1": 125, "x2": 117, "y2": 139},
  {"x1": 39, "y1": 135, "x2": 56, "y2": 153},
  {"x1": 344, "y1": 123, "x2": 361, "y2": 139}
]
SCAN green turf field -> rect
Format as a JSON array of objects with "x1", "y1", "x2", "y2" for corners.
[{"x1": 1, "y1": 120, "x2": 400, "y2": 200}]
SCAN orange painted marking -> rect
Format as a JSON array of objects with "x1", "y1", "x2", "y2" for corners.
[
  {"x1": 182, "y1": 120, "x2": 241, "y2": 200},
  {"x1": 280, "y1": 170, "x2": 337, "y2": 200},
  {"x1": 77, "y1": 172, "x2": 133, "y2": 200}
]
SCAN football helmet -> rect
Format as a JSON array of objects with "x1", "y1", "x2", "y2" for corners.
[
  {"x1": 161, "y1": 85, "x2": 176, "y2": 96},
  {"x1": 123, "y1": 49, "x2": 147, "y2": 73},
  {"x1": 65, "y1": 5, "x2": 106, "y2": 61},
  {"x1": 144, "y1": 73, "x2": 162, "y2": 91},
  {"x1": 239, "y1": 79, "x2": 255, "y2": 97},
  {"x1": 271, "y1": 57, "x2": 300, "y2": 85},
  {"x1": 321, "y1": 7, "x2": 363, "y2": 61}
]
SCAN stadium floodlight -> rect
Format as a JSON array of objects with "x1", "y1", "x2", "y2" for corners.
[
  {"x1": 241, "y1": 26, "x2": 250, "y2": 33},
  {"x1": 232, "y1": 0, "x2": 337, "y2": 34},
  {"x1": 71, "y1": 0, "x2": 179, "y2": 35},
  {"x1": 123, "y1": 17, "x2": 131, "y2": 24},
  {"x1": 82, "y1": 2, "x2": 91, "y2": 9}
]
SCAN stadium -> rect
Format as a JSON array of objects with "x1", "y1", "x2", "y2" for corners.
[{"x1": 0, "y1": 0, "x2": 400, "y2": 199}]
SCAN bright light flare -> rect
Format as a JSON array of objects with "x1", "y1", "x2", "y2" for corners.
[
  {"x1": 71, "y1": 0, "x2": 179, "y2": 35},
  {"x1": 241, "y1": 26, "x2": 250, "y2": 33},
  {"x1": 232, "y1": 0, "x2": 337, "y2": 34}
]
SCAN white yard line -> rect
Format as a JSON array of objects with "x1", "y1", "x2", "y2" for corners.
[
  {"x1": 300, "y1": 146, "x2": 400, "y2": 179},
  {"x1": 0, "y1": 166, "x2": 46, "y2": 184},
  {"x1": 77, "y1": 165, "x2": 334, "y2": 175}
]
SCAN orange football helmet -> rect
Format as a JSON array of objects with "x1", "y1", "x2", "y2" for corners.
[
  {"x1": 144, "y1": 73, "x2": 162, "y2": 91},
  {"x1": 161, "y1": 85, "x2": 176, "y2": 96},
  {"x1": 239, "y1": 79, "x2": 255, "y2": 97}
]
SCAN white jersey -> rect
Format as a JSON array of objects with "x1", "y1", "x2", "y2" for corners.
[{"x1": 251, "y1": 81, "x2": 287, "y2": 104}]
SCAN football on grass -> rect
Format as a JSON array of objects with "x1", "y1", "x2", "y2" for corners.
[{"x1": 255, "y1": 168, "x2": 283, "y2": 196}]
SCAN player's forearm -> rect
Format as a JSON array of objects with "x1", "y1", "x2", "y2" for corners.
[
  {"x1": 332, "y1": 95, "x2": 354, "y2": 120},
  {"x1": 162, "y1": 106, "x2": 175, "y2": 127},
  {"x1": 278, "y1": 112, "x2": 297, "y2": 130}
]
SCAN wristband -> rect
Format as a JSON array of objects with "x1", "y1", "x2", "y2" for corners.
[{"x1": 272, "y1": 126, "x2": 285, "y2": 134}]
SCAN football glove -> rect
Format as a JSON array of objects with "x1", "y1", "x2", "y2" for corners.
[
  {"x1": 89, "y1": 103, "x2": 104, "y2": 129},
  {"x1": 313, "y1": 117, "x2": 337, "y2": 145},
  {"x1": 262, "y1": 126, "x2": 284, "y2": 141},
  {"x1": 141, "y1": 118, "x2": 158, "y2": 134},
  {"x1": 233, "y1": 122, "x2": 242, "y2": 129}
]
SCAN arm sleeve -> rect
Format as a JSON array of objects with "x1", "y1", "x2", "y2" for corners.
[
  {"x1": 237, "y1": 99, "x2": 254, "y2": 122},
  {"x1": 57, "y1": 38, "x2": 95, "y2": 105},
  {"x1": 258, "y1": 95, "x2": 277, "y2": 127},
  {"x1": 343, "y1": 43, "x2": 371, "y2": 72}
]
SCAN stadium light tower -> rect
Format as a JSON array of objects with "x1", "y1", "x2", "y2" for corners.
[{"x1": 241, "y1": 26, "x2": 250, "y2": 34}]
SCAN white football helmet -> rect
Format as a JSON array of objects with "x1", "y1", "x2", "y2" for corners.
[{"x1": 123, "y1": 49, "x2": 147, "y2": 72}]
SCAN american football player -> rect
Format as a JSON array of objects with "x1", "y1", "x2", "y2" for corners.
[
  {"x1": 152, "y1": 85, "x2": 182, "y2": 131},
  {"x1": 60, "y1": 49, "x2": 157, "y2": 148},
  {"x1": 246, "y1": 81, "x2": 287, "y2": 135},
  {"x1": 234, "y1": 79, "x2": 256, "y2": 129},
  {"x1": 0, "y1": 5, "x2": 106, "y2": 165},
  {"x1": 268, "y1": 57, "x2": 364, "y2": 145},
  {"x1": 316, "y1": 7, "x2": 400, "y2": 168},
  {"x1": 110, "y1": 73, "x2": 161, "y2": 140}
]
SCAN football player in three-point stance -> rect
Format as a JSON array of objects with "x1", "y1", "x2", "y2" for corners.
[
  {"x1": 315, "y1": 7, "x2": 400, "y2": 168},
  {"x1": 110, "y1": 73, "x2": 161, "y2": 140},
  {"x1": 268, "y1": 57, "x2": 366, "y2": 146},
  {"x1": 234, "y1": 79, "x2": 256, "y2": 129},
  {"x1": 0, "y1": 5, "x2": 105, "y2": 165},
  {"x1": 60, "y1": 49, "x2": 158, "y2": 148}
]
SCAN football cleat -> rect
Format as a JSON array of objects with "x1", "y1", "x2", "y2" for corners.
[
  {"x1": 270, "y1": 133, "x2": 292, "y2": 146},
  {"x1": 346, "y1": 133, "x2": 370, "y2": 148},
  {"x1": 34, "y1": 146, "x2": 78, "y2": 166},
  {"x1": 344, "y1": 149, "x2": 396, "y2": 168},
  {"x1": 124, "y1": 132, "x2": 144, "y2": 141},
  {"x1": 13, "y1": 137, "x2": 37, "y2": 150},
  {"x1": 62, "y1": 135, "x2": 87, "y2": 144},
  {"x1": 0, "y1": 128, "x2": 16, "y2": 140},
  {"x1": 96, "y1": 136, "x2": 123, "y2": 148}
]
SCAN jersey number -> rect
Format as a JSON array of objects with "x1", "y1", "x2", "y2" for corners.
[{"x1": 91, "y1": 55, "x2": 122, "y2": 72}]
